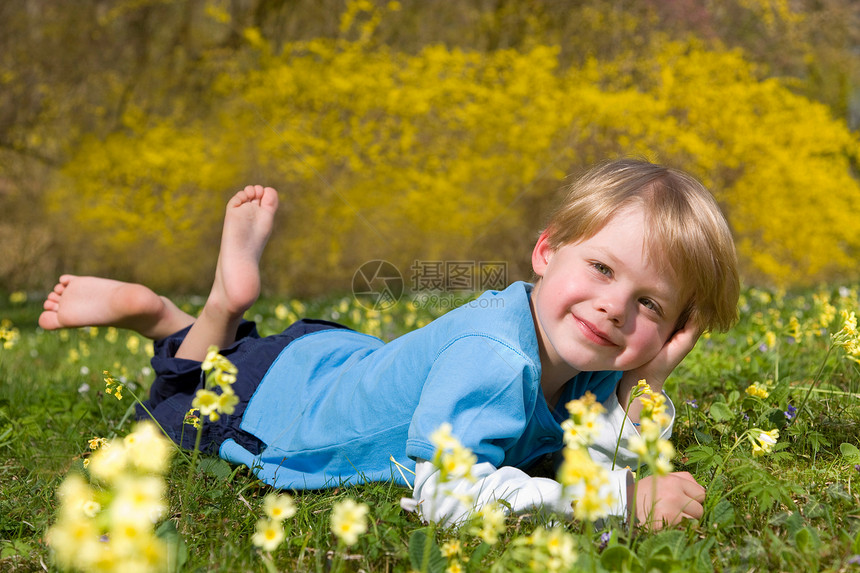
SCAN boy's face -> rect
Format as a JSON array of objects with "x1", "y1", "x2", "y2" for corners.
[{"x1": 531, "y1": 205, "x2": 685, "y2": 377}]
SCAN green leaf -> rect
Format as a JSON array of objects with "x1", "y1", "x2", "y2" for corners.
[
  {"x1": 708, "y1": 402, "x2": 734, "y2": 423},
  {"x1": 840, "y1": 442, "x2": 860, "y2": 464},
  {"x1": 693, "y1": 428, "x2": 713, "y2": 444},
  {"x1": 408, "y1": 528, "x2": 445, "y2": 573},
  {"x1": 600, "y1": 545, "x2": 639, "y2": 571},
  {"x1": 198, "y1": 457, "x2": 233, "y2": 480},
  {"x1": 708, "y1": 499, "x2": 735, "y2": 528},
  {"x1": 155, "y1": 520, "x2": 188, "y2": 573}
]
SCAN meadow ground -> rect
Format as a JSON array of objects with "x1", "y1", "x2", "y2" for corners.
[{"x1": 1, "y1": 286, "x2": 859, "y2": 572}]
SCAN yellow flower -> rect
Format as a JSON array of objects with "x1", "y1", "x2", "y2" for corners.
[
  {"x1": 88, "y1": 437, "x2": 109, "y2": 451},
  {"x1": 56, "y1": 474, "x2": 97, "y2": 520},
  {"x1": 202, "y1": 345, "x2": 238, "y2": 376},
  {"x1": 88, "y1": 440, "x2": 129, "y2": 483},
  {"x1": 749, "y1": 428, "x2": 779, "y2": 457},
  {"x1": 216, "y1": 388, "x2": 240, "y2": 416},
  {"x1": 561, "y1": 392, "x2": 605, "y2": 447},
  {"x1": 111, "y1": 475, "x2": 167, "y2": 524},
  {"x1": 430, "y1": 423, "x2": 477, "y2": 482},
  {"x1": 252, "y1": 518, "x2": 285, "y2": 551},
  {"x1": 573, "y1": 481, "x2": 615, "y2": 523},
  {"x1": 472, "y1": 501, "x2": 506, "y2": 545},
  {"x1": 274, "y1": 303, "x2": 290, "y2": 321},
  {"x1": 192, "y1": 389, "x2": 220, "y2": 418},
  {"x1": 745, "y1": 381, "x2": 770, "y2": 399},
  {"x1": 184, "y1": 408, "x2": 201, "y2": 429},
  {"x1": 446, "y1": 561, "x2": 464, "y2": 573},
  {"x1": 123, "y1": 421, "x2": 173, "y2": 475},
  {"x1": 430, "y1": 422, "x2": 460, "y2": 451},
  {"x1": 8, "y1": 291, "x2": 26, "y2": 304},
  {"x1": 263, "y1": 492, "x2": 296, "y2": 522},
  {"x1": 103, "y1": 370, "x2": 124, "y2": 401},
  {"x1": 788, "y1": 316, "x2": 802, "y2": 340},
  {"x1": 331, "y1": 498, "x2": 369, "y2": 546},
  {"x1": 440, "y1": 539, "x2": 462, "y2": 558}
]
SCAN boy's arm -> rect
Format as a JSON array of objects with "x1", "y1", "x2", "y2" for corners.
[{"x1": 410, "y1": 459, "x2": 632, "y2": 526}]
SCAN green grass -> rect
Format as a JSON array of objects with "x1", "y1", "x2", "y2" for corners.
[{"x1": 1, "y1": 286, "x2": 860, "y2": 572}]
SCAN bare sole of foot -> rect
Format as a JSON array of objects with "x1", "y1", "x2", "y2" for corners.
[
  {"x1": 173, "y1": 185, "x2": 279, "y2": 360},
  {"x1": 208, "y1": 184, "x2": 280, "y2": 317},
  {"x1": 39, "y1": 275, "x2": 194, "y2": 339}
]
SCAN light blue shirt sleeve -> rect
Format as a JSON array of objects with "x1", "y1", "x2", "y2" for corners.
[{"x1": 406, "y1": 333, "x2": 541, "y2": 467}]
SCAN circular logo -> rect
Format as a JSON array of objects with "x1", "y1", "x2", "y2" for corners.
[{"x1": 352, "y1": 260, "x2": 403, "y2": 311}]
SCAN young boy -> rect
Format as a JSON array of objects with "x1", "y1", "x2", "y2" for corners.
[{"x1": 40, "y1": 159, "x2": 739, "y2": 528}]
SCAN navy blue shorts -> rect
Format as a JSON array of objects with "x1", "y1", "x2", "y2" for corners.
[{"x1": 135, "y1": 319, "x2": 350, "y2": 456}]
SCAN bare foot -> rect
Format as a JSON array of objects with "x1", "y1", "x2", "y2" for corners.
[
  {"x1": 209, "y1": 185, "x2": 279, "y2": 316},
  {"x1": 38, "y1": 275, "x2": 194, "y2": 340},
  {"x1": 174, "y1": 185, "x2": 279, "y2": 360}
]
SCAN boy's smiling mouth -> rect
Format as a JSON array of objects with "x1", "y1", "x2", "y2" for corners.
[{"x1": 574, "y1": 316, "x2": 618, "y2": 347}]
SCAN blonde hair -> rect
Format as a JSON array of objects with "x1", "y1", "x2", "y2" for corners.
[{"x1": 543, "y1": 158, "x2": 739, "y2": 332}]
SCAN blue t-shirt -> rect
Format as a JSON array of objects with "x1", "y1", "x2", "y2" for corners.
[{"x1": 219, "y1": 281, "x2": 621, "y2": 490}]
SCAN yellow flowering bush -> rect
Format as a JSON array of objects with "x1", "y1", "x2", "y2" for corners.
[{"x1": 44, "y1": 5, "x2": 860, "y2": 292}]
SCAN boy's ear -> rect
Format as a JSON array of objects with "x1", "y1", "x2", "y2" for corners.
[{"x1": 532, "y1": 230, "x2": 554, "y2": 277}]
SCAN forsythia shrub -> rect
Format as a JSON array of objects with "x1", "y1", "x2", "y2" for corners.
[{"x1": 45, "y1": 2, "x2": 860, "y2": 292}]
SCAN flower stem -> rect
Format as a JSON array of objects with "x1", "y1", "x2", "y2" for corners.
[{"x1": 792, "y1": 342, "x2": 834, "y2": 426}]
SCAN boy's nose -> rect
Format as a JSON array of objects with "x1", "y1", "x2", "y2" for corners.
[{"x1": 595, "y1": 295, "x2": 627, "y2": 327}]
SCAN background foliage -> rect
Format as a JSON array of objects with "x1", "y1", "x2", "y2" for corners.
[{"x1": 2, "y1": 0, "x2": 860, "y2": 293}]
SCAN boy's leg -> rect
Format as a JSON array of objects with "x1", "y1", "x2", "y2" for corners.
[
  {"x1": 39, "y1": 275, "x2": 195, "y2": 340},
  {"x1": 174, "y1": 185, "x2": 279, "y2": 362}
]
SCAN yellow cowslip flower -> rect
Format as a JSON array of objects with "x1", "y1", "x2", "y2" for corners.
[
  {"x1": 561, "y1": 392, "x2": 605, "y2": 447},
  {"x1": 430, "y1": 423, "x2": 460, "y2": 451},
  {"x1": 45, "y1": 516, "x2": 103, "y2": 570},
  {"x1": 192, "y1": 389, "x2": 220, "y2": 419},
  {"x1": 440, "y1": 539, "x2": 462, "y2": 558},
  {"x1": 557, "y1": 446, "x2": 603, "y2": 488},
  {"x1": 8, "y1": 291, "x2": 26, "y2": 304},
  {"x1": 745, "y1": 381, "x2": 770, "y2": 399},
  {"x1": 573, "y1": 482, "x2": 615, "y2": 522},
  {"x1": 445, "y1": 561, "x2": 464, "y2": 573},
  {"x1": 274, "y1": 303, "x2": 291, "y2": 321},
  {"x1": 472, "y1": 501, "x2": 506, "y2": 545},
  {"x1": 88, "y1": 440, "x2": 129, "y2": 483},
  {"x1": 430, "y1": 423, "x2": 477, "y2": 482},
  {"x1": 748, "y1": 428, "x2": 779, "y2": 457},
  {"x1": 0, "y1": 322, "x2": 20, "y2": 349},
  {"x1": 184, "y1": 408, "x2": 201, "y2": 429},
  {"x1": 216, "y1": 388, "x2": 239, "y2": 416},
  {"x1": 88, "y1": 437, "x2": 109, "y2": 451},
  {"x1": 111, "y1": 475, "x2": 167, "y2": 525},
  {"x1": 105, "y1": 326, "x2": 119, "y2": 344},
  {"x1": 788, "y1": 316, "x2": 802, "y2": 341},
  {"x1": 252, "y1": 518, "x2": 285, "y2": 551},
  {"x1": 626, "y1": 418, "x2": 674, "y2": 477},
  {"x1": 544, "y1": 527, "x2": 577, "y2": 564},
  {"x1": 331, "y1": 498, "x2": 369, "y2": 546},
  {"x1": 126, "y1": 335, "x2": 140, "y2": 354},
  {"x1": 765, "y1": 330, "x2": 777, "y2": 350},
  {"x1": 56, "y1": 474, "x2": 97, "y2": 520},
  {"x1": 123, "y1": 421, "x2": 173, "y2": 474},
  {"x1": 263, "y1": 492, "x2": 296, "y2": 522},
  {"x1": 202, "y1": 345, "x2": 238, "y2": 376},
  {"x1": 103, "y1": 370, "x2": 124, "y2": 401}
]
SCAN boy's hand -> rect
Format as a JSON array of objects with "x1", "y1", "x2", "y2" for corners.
[
  {"x1": 635, "y1": 472, "x2": 705, "y2": 530},
  {"x1": 622, "y1": 318, "x2": 701, "y2": 396}
]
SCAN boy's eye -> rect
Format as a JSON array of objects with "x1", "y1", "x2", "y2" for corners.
[
  {"x1": 591, "y1": 262, "x2": 612, "y2": 276},
  {"x1": 639, "y1": 298, "x2": 661, "y2": 314}
]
